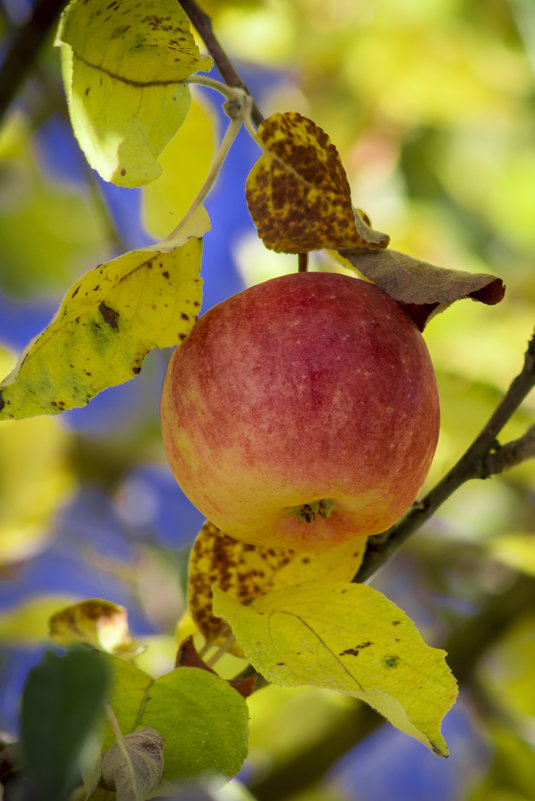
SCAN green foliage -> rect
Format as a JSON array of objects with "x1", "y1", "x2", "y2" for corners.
[
  {"x1": 20, "y1": 648, "x2": 111, "y2": 801},
  {"x1": 101, "y1": 656, "x2": 249, "y2": 786}
]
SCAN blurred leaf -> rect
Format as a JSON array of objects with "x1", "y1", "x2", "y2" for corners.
[
  {"x1": 56, "y1": 0, "x2": 212, "y2": 186},
  {"x1": 0, "y1": 596, "x2": 76, "y2": 642},
  {"x1": 103, "y1": 656, "x2": 249, "y2": 783},
  {"x1": 488, "y1": 534, "x2": 535, "y2": 577},
  {"x1": 143, "y1": 93, "x2": 218, "y2": 239},
  {"x1": 188, "y1": 520, "x2": 367, "y2": 653},
  {"x1": 0, "y1": 347, "x2": 73, "y2": 563},
  {"x1": 245, "y1": 112, "x2": 389, "y2": 253},
  {"x1": 213, "y1": 580, "x2": 457, "y2": 756},
  {"x1": 342, "y1": 248, "x2": 505, "y2": 330},
  {"x1": 0, "y1": 219, "x2": 207, "y2": 420},
  {"x1": 101, "y1": 726, "x2": 164, "y2": 801},
  {"x1": 0, "y1": 113, "x2": 110, "y2": 296},
  {"x1": 20, "y1": 648, "x2": 111, "y2": 801},
  {"x1": 49, "y1": 598, "x2": 142, "y2": 658}
]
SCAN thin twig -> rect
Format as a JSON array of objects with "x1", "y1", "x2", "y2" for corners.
[
  {"x1": 354, "y1": 328, "x2": 535, "y2": 583},
  {"x1": 0, "y1": 0, "x2": 66, "y2": 126},
  {"x1": 178, "y1": 0, "x2": 264, "y2": 127}
]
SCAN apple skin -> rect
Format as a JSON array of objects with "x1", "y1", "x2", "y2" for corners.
[{"x1": 161, "y1": 272, "x2": 439, "y2": 553}]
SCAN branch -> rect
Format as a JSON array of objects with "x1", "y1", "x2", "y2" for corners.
[
  {"x1": 178, "y1": 0, "x2": 265, "y2": 127},
  {"x1": 354, "y1": 328, "x2": 535, "y2": 583},
  {"x1": 0, "y1": 0, "x2": 67, "y2": 126}
]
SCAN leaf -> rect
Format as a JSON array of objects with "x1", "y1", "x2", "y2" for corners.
[
  {"x1": 0, "y1": 221, "x2": 206, "y2": 421},
  {"x1": 20, "y1": 648, "x2": 112, "y2": 801},
  {"x1": 102, "y1": 656, "x2": 249, "y2": 783},
  {"x1": 102, "y1": 727, "x2": 164, "y2": 801},
  {"x1": 0, "y1": 596, "x2": 76, "y2": 642},
  {"x1": 56, "y1": 0, "x2": 212, "y2": 186},
  {"x1": 0, "y1": 347, "x2": 73, "y2": 562},
  {"x1": 341, "y1": 248, "x2": 505, "y2": 330},
  {"x1": 188, "y1": 520, "x2": 367, "y2": 652},
  {"x1": 213, "y1": 581, "x2": 457, "y2": 757},
  {"x1": 245, "y1": 112, "x2": 389, "y2": 253},
  {"x1": 49, "y1": 598, "x2": 142, "y2": 658},
  {"x1": 143, "y1": 93, "x2": 218, "y2": 239}
]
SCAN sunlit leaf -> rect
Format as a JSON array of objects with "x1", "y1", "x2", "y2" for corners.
[
  {"x1": 213, "y1": 581, "x2": 457, "y2": 757},
  {"x1": 102, "y1": 655, "x2": 249, "y2": 783},
  {"x1": 143, "y1": 93, "x2": 218, "y2": 239},
  {"x1": 101, "y1": 727, "x2": 164, "y2": 801},
  {"x1": 0, "y1": 218, "x2": 207, "y2": 420},
  {"x1": 56, "y1": 0, "x2": 212, "y2": 186},
  {"x1": 49, "y1": 598, "x2": 142, "y2": 658},
  {"x1": 245, "y1": 112, "x2": 389, "y2": 253},
  {"x1": 188, "y1": 520, "x2": 367, "y2": 652},
  {"x1": 341, "y1": 248, "x2": 505, "y2": 329}
]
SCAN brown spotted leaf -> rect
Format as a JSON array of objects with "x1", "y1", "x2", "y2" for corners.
[
  {"x1": 49, "y1": 598, "x2": 144, "y2": 659},
  {"x1": 246, "y1": 112, "x2": 389, "y2": 253},
  {"x1": 342, "y1": 248, "x2": 505, "y2": 330},
  {"x1": 188, "y1": 520, "x2": 367, "y2": 654},
  {"x1": 0, "y1": 212, "x2": 208, "y2": 420}
]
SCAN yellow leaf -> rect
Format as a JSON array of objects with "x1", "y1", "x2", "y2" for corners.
[
  {"x1": 0, "y1": 345, "x2": 73, "y2": 561},
  {"x1": 0, "y1": 596, "x2": 76, "y2": 642},
  {"x1": 213, "y1": 580, "x2": 457, "y2": 756},
  {"x1": 188, "y1": 520, "x2": 367, "y2": 652},
  {"x1": 56, "y1": 0, "x2": 212, "y2": 186},
  {"x1": 49, "y1": 598, "x2": 139, "y2": 656},
  {"x1": 0, "y1": 220, "x2": 206, "y2": 420},
  {"x1": 245, "y1": 112, "x2": 389, "y2": 253},
  {"x1": 143, "y1": 93, "x2": 218, "y2": 239}
]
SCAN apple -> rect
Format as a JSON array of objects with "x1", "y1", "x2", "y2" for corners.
[{"x1": 160, "y1": 272, "x2": 439, "y2": 553}]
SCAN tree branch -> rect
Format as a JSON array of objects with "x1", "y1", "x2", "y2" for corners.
[
  {"x1": 178, "y1": 0, "x2": 264, "y2": 127},
  {"x1": 0, "y1": 0, "x2": 66, "y2": 127},
  {"x1": 354, "y1": 328, "x2": 535, "y2": 583}
]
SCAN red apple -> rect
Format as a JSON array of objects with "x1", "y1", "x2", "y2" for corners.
[{"x1": 161, "y1": 272, "x2": 439, "y2": 553}]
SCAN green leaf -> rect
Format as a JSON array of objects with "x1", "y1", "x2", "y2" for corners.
[
  {"x1": 20, "y1": 648, "x2": 111, "y2": 801},
  {"x1": 0, "y1": 221, "x2": 206, "y2": 421},
  {"x1": 104, "y1": 657, "x2": 249, "y2": 784},
  {"x1": 56, "y1": 0, "x2": 212, "y2": 186},
  {"x1": 101, "y1": 727, "x2": 164, "y2": 801},
  {"x1": 213, "y1": 580, "x2": 458, "y2": 757}
]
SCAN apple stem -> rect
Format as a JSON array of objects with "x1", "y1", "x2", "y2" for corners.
[
  {"x1": 298, "y1": 252, "x2": 309, "y2": 272},
  {"x1": 294, "y1": 498, "x2": 334, "y2": 523}
]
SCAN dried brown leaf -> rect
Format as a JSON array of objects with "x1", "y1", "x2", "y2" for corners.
[
  {"x1": 101, "y1": 727, "x2": 164, "y2": 801},
  {"x1": 342, "y1": 248, "x2": 505, "y2": 329},
  {"x1": 246, "y1": 112, "x2": 389, "y2": 253}
]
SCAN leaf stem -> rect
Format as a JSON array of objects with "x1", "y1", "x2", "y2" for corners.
[
  {"x1": 178, "y1": 0, "x2": 264, "y2": 127},
  {"x1": 354, "y1": 327, "x2": 535, "y2": 583},
  {"x1": 105, "y1": 703, "x2": 140, "y2": 801},
  {"x1": 298, "y1": 253, "x2": 309, "y2": 273},
  {"x1": 204, "y1": 630, "x2": 236, "y2": 668},
  {"x1": 163, "y1": 104, "x2": 247, "y2": 242}
]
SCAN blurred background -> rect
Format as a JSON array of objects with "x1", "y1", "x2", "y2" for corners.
[{"x1": 0, "y1": 0, "x2": 534, "y2": 799}]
